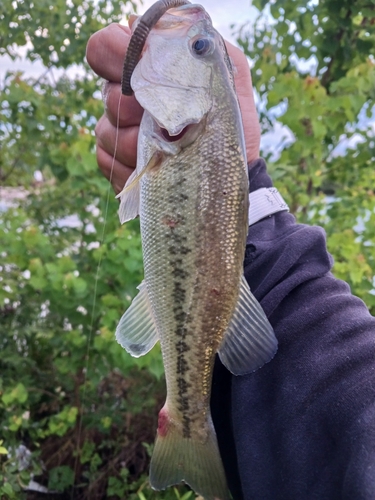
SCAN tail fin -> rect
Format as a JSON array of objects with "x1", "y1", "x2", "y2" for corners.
[{"x1": 149, "y1": 414, "x2": 229, "y2": 500}]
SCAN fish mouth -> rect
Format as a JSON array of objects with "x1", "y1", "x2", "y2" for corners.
[
  {"x1": 151, "y1": 116, "x2": 206, "y2": 150},
  {"x1": 160, "y1": 125, "x2": 190, "y2": 142},
  {"x1": 155, "y1": 119, "x2": 205, "y2": 149}
]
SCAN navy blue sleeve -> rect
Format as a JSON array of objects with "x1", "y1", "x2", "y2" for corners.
[{"x1": 211, "y1": 159, "x2": 375, "y2": 500}]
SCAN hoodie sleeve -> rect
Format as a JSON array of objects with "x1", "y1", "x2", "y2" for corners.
[{"x1": 211, "y1": 159, "x2": 375, "y2": 500}]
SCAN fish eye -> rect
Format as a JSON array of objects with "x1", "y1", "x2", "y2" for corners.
[{"x1": 191, "y1": 38, "x2": 212, "y2": 56}]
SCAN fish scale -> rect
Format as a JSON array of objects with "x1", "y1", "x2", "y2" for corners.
[
  {"x1": 142, "y1": 119, "x2": 247, "y2": 425},
  {"x1": 115, "y1": 4, "x2": 278, "y2": 499}
]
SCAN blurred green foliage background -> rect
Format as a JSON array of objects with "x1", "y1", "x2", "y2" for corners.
[{"x1": 1, "y1": 0, "x2": 375, "y2": 498}]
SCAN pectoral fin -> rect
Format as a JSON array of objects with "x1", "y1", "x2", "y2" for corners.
[
  {"x1": 115, "y1": 281, "x2": 159, "y2": 357},
  {"x1": 117, "y1": 169, "x2": 140, "y2": 223},
  {"x1": 218, "y1": 276, "x2": 278, "y2": 375},
  {"x1": 117, "y1": 152, "x2": 162, "y2": 224}
]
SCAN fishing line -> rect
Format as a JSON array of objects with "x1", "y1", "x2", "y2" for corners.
[{"x1": 71, "y1": 86, "x2": 122, "y2": 497}]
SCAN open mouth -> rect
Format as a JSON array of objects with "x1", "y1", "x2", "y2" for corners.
[
  {"x1": 156, "y1": 119, "x2": 204, "y2": 149},
  {"x1": 161, "y1": 126, "x2": 190, "y2": 142}
]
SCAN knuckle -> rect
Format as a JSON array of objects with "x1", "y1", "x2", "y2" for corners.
[{"x1": 94, "y1": 115, "x2": 106, "y2": 139}]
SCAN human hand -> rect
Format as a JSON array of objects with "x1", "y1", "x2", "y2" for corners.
[{"x1": 86, "y1": 22, "x2": 260, "y2": 194}]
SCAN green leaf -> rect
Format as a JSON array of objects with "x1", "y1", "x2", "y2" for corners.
[
  {"x1": 1, "y1": 482, "x2": 15, "y2": 497},
  {"x1": 0, "y1": 446, "x2": 8, "y2": 455},
  {"x1": 48, "y1": 466, "x2": 74, "y2": 492},
  {"x1": 47, "y1": 406, "x2": 78, "y2": 436},
  {"x1": 2, "y1": 383, "x2": 28, "y2": 405}
]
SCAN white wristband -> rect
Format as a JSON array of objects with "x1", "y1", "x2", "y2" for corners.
[{"x1": 249, "y1": 187, "x2": 289, "y2": 226}]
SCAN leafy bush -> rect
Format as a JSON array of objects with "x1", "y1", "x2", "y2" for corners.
[{"x1": 238, "y1": 0, "x2": 375, "y2": 310}]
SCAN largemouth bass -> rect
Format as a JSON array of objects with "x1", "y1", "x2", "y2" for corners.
[{"x1": 115, "y1": 2, "x2": 278, "y2": 498}]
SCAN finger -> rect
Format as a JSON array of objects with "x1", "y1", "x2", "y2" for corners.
[
  {"x1": 225, "y1": 41, "x2": 260, "y2": 163},
  {"x1": 86, "y1": 23, "x2": 131, "y2": 82},
  {"x1": 102, "y1": 82, "x2": 144, "y2": 128},
  {"x1": 225, "y1": 41, "x2": 257, "y2": 120},
  {"x1": 95, "y1": 115, "x2": 138, "y2": 168},
  {"x1": 96, "y1": 146, "x2": 134, "y2": 195},
  {"x1": 128, "y1": 14, "x2": 139, "y2": 29}
]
